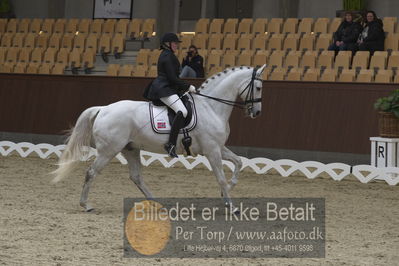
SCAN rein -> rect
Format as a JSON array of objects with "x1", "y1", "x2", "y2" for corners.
[{"x1": 195, "y1": 68, "x2": 263, "y2": 109}]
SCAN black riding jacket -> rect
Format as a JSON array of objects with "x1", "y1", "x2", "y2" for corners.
[{"x1": 143, "y1": 48, "x2": 190, "y2": 101}]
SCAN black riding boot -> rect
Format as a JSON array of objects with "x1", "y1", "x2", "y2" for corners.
[{"x1": 164, "y1": 111, "x2": 185, "y2": 158}]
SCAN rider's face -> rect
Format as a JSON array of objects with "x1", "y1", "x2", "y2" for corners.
[{"x1": 170, "y1": 42, "x2": 179, "y2": 52}]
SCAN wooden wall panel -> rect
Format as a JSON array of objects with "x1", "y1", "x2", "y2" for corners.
[{"x1": 0, "y1": 74, "x2": 397, "y2": 154}]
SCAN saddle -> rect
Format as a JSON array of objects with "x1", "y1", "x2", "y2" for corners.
[{"x1": 149, "y1": 94, "x2": 197, "y2": 155}]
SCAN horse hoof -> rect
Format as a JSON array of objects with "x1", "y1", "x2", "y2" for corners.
[{"x1": 81, "y1": 204, "x2": 94, "y2": 212}]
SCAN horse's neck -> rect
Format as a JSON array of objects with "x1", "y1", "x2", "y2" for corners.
[{"x1": 200, "y1": 71, "x2": 247, "y2": 123}]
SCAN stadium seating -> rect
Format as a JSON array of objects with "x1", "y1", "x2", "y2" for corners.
[
  {"x1": 17, "y1": 19, "x2": 29, "y2": 33},
  {"x1": 26, "y1": 64, "x2": 38, "y2": 74},
  {"x1": 352, "y1": 51, "x2": 370, "y2": 71},
  {"x1": 298, "y1": 18, "x2": 313, "y2": 34},
  {"x1": 1, "y1": 17, "x2": 399, "y2": 81},
  {"x1": 252, "y1": 18, "x2": 267, "y2": 34},
  {"x1": 115, "y1": 19, "x2": 128, "y2": 37},
  {"x1": 237, "y1": 18, "x2": 252, "y2": 34},
  {"x1": 223, "y1": 33, "x2": 238, "y2": 50},
  {"x1": 286, "y1": 67, "x2": 302, "y2": 81},
  {"x1": 133, "y1": 65, "x2": 147, "y2": 77},
  {"x1": 301, "y1": 50, "x2": 317, "y2": 69},
  {"x1": 283, "y1": 33, "x2": 300, "y2": 51},
  {"x1": 315, "y1": 33, "x2": 332, "y2": 51},
  {"x1": 14, "y1": 62, "x2": 27, "y2": 73},
  {"x1": 328, "y1": 17, "x2": 341, "y2": 33},
  {"x1": 90, "y1": 19, "x2": 103, "y2": 36},
  {"x1": 78, "y1": 18, "x2": 91, "y2": 34},
  {"x1": 267, "y1": 18, "x2": 283, "y2": 34},
  {"x1": 313, "y1": 18, "x2": 329, "y2": 34},
  {"x1": 41, "y1": 19, "x2": 54, "y2": 34},
  {"x1": 49, "y1": 33, "x2": 62, "y2": 50},
  {"x1": 6, "y1": 19, "x2": 17, "y2": 33},
  {"x1": 106, "y1": 64, "x2": 119, "y2": 76},
  {"x1": 356, "y1": 69, "x2": 374, "y2": 82},
  {"x1": 223, "y1": 18, "x2": 238, "y2": 34},
  {"x1": 38, "y1": 63, "x2": 51, "y2": 74},
  {"x1": 267, "y1": 33, "x2": 284, "y2": 50},
  {"x1": 303, "y1": 68, "x2": 320, "y2": 81},
  {"x1": 30, "y1": 19, "x2": 42, "y2": 34},
  {"x1": 179, "y1": 34, "x2": 193, "y2": 50},
  {"x1": 285, "y1": 50, "x2": 301, "y2": 68},
  {"x1": 24, "y1": 33, "x2": 36, "y2": 48},
  {"x1": 237, "y1": 34, "x2": 252, "y2": 50},
  {"x1": 52, "y1": 63, "x2": 66, "y2": 74},
  {"x1": 299, "y1": 33, "x2": 315, "y2": 51},
  {"x1": 282, "y1": 18, "x2": 298, "y2": 34},
  {"x1": 147, "y1": 65, "x2": 157, "y2": 77},
  {"x1": 36, "y1": 34, "x2": 49, "y2": 49},
  {"x1": 209, "y1": 19, "x2": 224, "y2": 34},
  {"x1": 375, "y1": 69, "x2": 393, "y2": 83},
  {"x1": 369, "y1": 51, "x2": 388, "y2": 71},
  {"x1": 269, "y1": 67, "x2": 286, "y2": 80},
  {"x1": 119, "y1": 64, "x2": 134, "y2": 77},
  {"x1": 73, "y1": 33, "x2": 86, "y2": 52},
  {"x1": 252, "y1": 34, "x2": 268, "y2": 50},
  {"x1": 193, "y1": 18, "x2": 208, "y2": 34},
  {"x1": 320, "y1": 68, "x2": 337, "y2": 82}
]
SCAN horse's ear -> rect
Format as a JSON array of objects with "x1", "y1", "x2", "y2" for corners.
[{"x1": 256, "y1": 64, "x2": 267, "y2": 77}]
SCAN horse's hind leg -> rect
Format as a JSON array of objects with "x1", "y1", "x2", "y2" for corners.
[
  {"x1": 221, "y1": 146, "x2": 242, "y2": 192},
  {"x1": 122, "y1": 149, "x2": 154, "y2": 199},
  {"x1": 80, "y1": 153, "x2": 114, "y2": 212}
]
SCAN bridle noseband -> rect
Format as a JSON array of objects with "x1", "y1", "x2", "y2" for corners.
[{"x1": 195, "y1": 67, "x2": 263, "y2": 110}]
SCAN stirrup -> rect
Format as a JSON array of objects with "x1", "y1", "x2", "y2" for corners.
[{"x1": 164, "y1": 143, "x2": 178, "y2": 158}]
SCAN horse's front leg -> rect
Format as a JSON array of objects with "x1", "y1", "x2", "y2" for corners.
[
  {"x1": 206, "y1": 149, "x2": 233, "y2": 206},
  {"x1": 221, "y1": 146, "x2": 242, "y2": 192}
]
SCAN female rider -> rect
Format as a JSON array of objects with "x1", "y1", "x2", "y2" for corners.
[{"x1": 143, "y1": 33, "x2": 196, "y2": 158}]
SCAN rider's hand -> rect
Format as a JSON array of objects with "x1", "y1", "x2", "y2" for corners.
[{"x1": 188, "y1": 85, "x2": 196, "y2": 93}]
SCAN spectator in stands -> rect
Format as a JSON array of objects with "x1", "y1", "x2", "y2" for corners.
[
  {"x1": 357, "y1": 11, "x2": 385, "y2": 55},
  {"x1": 143, "y1": 33, "x2": 196, "y2": 158},
  {"x1": 328, "y1": 12, "x2": 362, "y2": 55},
  {"x1": 180, "y1": 45, "x2": 205, "y2": 78}
]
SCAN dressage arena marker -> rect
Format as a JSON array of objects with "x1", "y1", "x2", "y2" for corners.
[{"x1": 1, "y1": 141, "x2": 399, "y2": 186}]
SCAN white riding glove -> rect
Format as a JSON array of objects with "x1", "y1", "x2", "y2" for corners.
[{"x1": 188, "y1": 85, "x2": 196, "y2": 93}]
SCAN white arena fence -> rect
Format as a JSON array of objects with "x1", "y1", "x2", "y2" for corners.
[{"x1": 1, "y1": 141, "x2": 399, "y2": 186}]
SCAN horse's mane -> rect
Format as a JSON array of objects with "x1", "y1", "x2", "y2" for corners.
[{"x1": 198, "y1": 66, "x2": 253, "y2": 92}]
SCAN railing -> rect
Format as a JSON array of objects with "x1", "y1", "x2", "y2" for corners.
[{"x1": 1, "y1": 141, "x2": 398, "y2": 186}]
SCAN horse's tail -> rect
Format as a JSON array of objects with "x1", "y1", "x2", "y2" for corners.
[{"x1": 51, "y1": 106, "x2": 101, "y2": 183}]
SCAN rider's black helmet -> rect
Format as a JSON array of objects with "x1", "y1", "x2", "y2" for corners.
[{"x1": 161, "y1": 33, "x2": 181, "y2": 44}]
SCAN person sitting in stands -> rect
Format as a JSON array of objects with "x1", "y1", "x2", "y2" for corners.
[
  {"x1": 328, "y1": 11, "x2": 362, "y2": 55},
  {"x1": 357, "y1": 11, "x2": 385, "y2": 55},
  {"x1": 179, "y1": 45, "x2": 205, "y2": 78}
]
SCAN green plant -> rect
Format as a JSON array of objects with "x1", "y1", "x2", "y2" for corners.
[
  {"x1": 343, "y1": 0, "x2": 366, "y2": 10},
  {"x1": 0, "y1": 0, "x2": 10, "y2": 13},
  {"x1": 374, "y1": 89, "x2": 399, "y2": 118}
]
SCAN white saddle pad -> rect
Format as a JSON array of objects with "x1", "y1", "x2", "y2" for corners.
[{"x1": 149, "y1": 95, "x2": 197, "y2": 134}]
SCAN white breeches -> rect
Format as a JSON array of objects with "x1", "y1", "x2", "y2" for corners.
[{"x1": 160, "y1": 94, "x2": 188, "y2": 118}]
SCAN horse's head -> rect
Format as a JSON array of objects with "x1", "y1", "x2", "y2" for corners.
[{"x1": 238, "y1": 64, "x2": 266, "y2": 118}]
